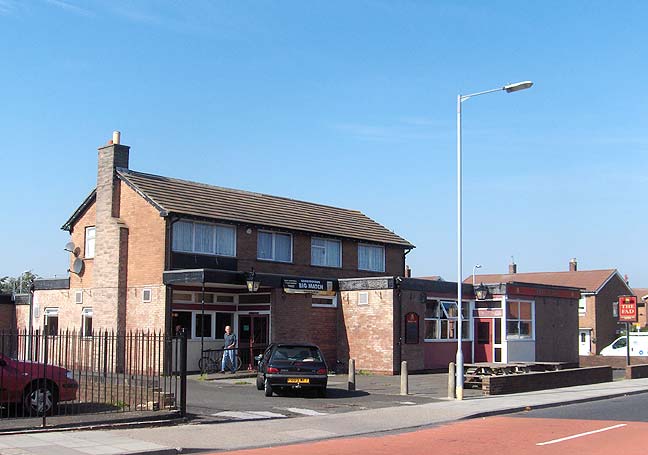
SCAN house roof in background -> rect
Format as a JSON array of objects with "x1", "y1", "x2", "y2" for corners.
[
  {"x1": 633, "y1": 288, "x2": 648, "y2": 300},
  {"x1": 115, "y1": 169, "x2": 414, "y2": 247},
  {"x1": 467, "y1": 269, "x2": 624, "y2": 294}
]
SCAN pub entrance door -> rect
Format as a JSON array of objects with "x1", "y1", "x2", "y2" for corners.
[
  {"x1": 474, "y1": 318, "x2": 493, "y2": 362},
  {"x1": 238, "y1": 314, "x2": 269, "y2": 369}
]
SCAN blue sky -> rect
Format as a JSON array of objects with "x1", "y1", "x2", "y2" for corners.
[{"x1": 1, "y1": 1, "x2": 646, "y2": 286}]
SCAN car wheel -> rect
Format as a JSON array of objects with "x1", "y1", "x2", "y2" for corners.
[
  {"x1": 317, "y1": 387, "x2": 327, "y2": 398},
  {"x1": 23, "y1": 382, "x2": 56, "y2": 416},
  {"x1": 256, "y1": 374, "x2": 264, "y2": 390},
  {"x1": 264, "y1": 378, "x2": 273, "y2": 397}
]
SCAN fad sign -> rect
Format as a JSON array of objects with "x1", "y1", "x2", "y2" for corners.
[{"x1": 618, "y1": 296, "x2": 638, "y2": 322}]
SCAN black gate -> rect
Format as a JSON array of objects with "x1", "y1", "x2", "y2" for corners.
[{"x1": 0, "y1": 329, "x2": 187, "y2": 431}]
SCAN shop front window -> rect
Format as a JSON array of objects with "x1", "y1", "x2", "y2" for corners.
[{"x1": 424, "y1": 299, "x2": 470, "y2": 341}]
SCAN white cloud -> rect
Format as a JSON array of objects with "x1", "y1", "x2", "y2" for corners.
[{"x1": 44, "y1": 0, "x2": 93, "y2": 16}]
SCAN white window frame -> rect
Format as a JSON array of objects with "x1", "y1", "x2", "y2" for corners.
[
  {"x1": 358, "y1": 292, "x2": 369, "y2": 305},
  {"x1": 257, "y1": 230, "x2": 293, "y2": 263},
  {"x1": 423, "y1": 298, "x2": 472, "y2": 342},
  {"x1": 311, "y1": 237, "x2": 342, "y2": 268},
  {"x1": 312, "y1": 294, "x2": 338, "y2": 308},
  {"x1": 44, "y1": 308, "x2": 59, "y2": 336},
  {"x1": 193, "y1": 312, "x2": 215, "y2": 340},
  {"x1": 84, "y1": 226, "x2": 96, "y2": 259},
  {"x1": 578, "y1": 297, "x2": 587, "y2": 315},
  {"x1": 358, "y1": 244, "x2": 385, "y2": 272},
  {"x1": 75, "y1": 290, "x2": 83, "y2": 304},
  {"x1": 142, "y1": 288, "x2": 152, "y2": 303},
  {"x1": 171, "y1": 220, "x2": 236, "y2": 257},
  {"x1": 505, "y1": 299, "x2": 535, "y2": 340},
  {"x1": 81, "y1": 307, "x2": 93, "y2": 337}
]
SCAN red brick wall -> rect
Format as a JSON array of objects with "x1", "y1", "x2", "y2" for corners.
[
  {"x1": 594, "y1": 274, "x2": 631, "y2": 354},
  {"x1": 0, "y1": 304, "x2": 15, "y2": 331},
  {"x1": 339, "y1": 290, "x2": 395, "y2": 373},
  {"x1": 237, "y1": 226, "x2": 406, "y2": 279},
  {"x1": 482, "y1": 366, "x2": 612, "y2": 395},
  {"x1": 69, "y1": 203, "x2": 96, "y2": 289},
  {"x1": 398, "y1": 290, "x2": 426, "y2": 372}
]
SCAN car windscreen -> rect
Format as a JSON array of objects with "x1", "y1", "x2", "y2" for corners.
[{"x1": 271, "y1": 346, "x2": 323, "y2": 362}]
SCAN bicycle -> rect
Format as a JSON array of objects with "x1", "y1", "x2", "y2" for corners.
[{"x1": 199, "y1": 349, "x2": 242, "y2": 373}]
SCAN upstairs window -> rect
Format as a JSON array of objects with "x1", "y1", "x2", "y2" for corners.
[
  {"x1": 358, "y1": 244, "x2": 385, "y2": 272},
  {"x1": 84, "y1": 227, "x2": 96, "y2": 259},
  {"x1": 257, "y1": 231, "x2": 292, "y2": 262},
  {"x1": 311, "y1": 238, "x2": 342, "y2": 268},
  {"x1": 578, "y1": 297, "x2": 587, "y2": 315},
  {"x1": 172, "y1": 221, "x2": 236, "y2": 257}
]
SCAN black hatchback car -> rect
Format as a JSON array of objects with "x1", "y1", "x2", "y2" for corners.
[{"x1": 256, "y1": 343, "x2": 328, "y2": 397}]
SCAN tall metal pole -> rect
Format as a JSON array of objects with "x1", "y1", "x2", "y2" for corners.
[{"x1": 456, "y1": 94, "x2": 464, "y2": 400}]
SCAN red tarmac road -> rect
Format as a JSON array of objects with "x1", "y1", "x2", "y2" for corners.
[{"x1": 215, "y1": 416, "x2": 648, "y2": 455}]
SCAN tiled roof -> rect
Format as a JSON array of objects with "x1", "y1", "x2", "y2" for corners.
[
  {"x1": 417, "y1": 276, "x2": 444, "y2": 281},
  {"x1": 466, "y1": 269, "x2": 619, "y2": 293},
  {"x1": 633, "y1": 288, "x2": 648, "y2": 300},
  {"x1": 117, "y1": 169, "x2": 414, "y2": 247}
]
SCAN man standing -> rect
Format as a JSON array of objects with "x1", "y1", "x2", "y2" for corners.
[{"x1": 221, "y1": 325, "x2": 237, "y2": 373}]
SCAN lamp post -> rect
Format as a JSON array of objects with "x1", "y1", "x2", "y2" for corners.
[
  {"x1": 472, "y1": 264, "x2": 482, "y2": 286},
  {"x1": 456, "y1": 81, "x2": 533, "y2": 400}
]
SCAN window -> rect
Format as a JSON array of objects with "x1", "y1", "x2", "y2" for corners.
[
  {"x1": 84, "y1": 227, "x2": 96, "y2": 259},
  {"x1": 215, "y1": 313, "x2": 233, "y2": 336},
  {"x1": 311, "y1": 238, "x2": 342, "y2": 268},
  {"x1": 257, "y1": 231, "x2": 292, "y2": 262},
  {"x1": 44, "y1": 308, "x2": 59, "y2": 336},
  {"x1": 195, "y1": 313, "x2": 213, "y2": 338},
  {"x1": 358, "y1": 292, "x2": 369, "y2": 305},
  {"x1": 424, "y1": 299, "x2": 471, "y2": 341},
  {"x1": 172, "y1": 311, "x2": 192, "y2": 336},
  {"x1": 312, "y1": 295, "x2": 338, "y2": 308},
  {"x1": 172, "y1": 221, "x2": 236, "y2": 257},
  {"x1": 142, "y1": 288, "x2": 152, "y2": 303},
  {"x1": 506, "y1": 301, "x2": 533, "y2": 339},
  {"x1": 358, "y1": 244, "x2": 385, "y2": 272},
  {"x1": 75, "y1": 290, "x2": 83, "y2": 304},
  {"x1": 578, "y1": 297, "x2": 587, "y2": 315},
  {"x1": 81, "y1": 308, "x2": 93, "y2": 337}
]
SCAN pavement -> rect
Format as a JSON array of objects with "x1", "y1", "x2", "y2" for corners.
[{"x1": 2, "y1": 375, "x2": 648, "y2": 455}]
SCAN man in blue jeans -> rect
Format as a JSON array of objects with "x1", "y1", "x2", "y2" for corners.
[{"x1": 221, "y1": 325, "x2": 237, "y2": 373}]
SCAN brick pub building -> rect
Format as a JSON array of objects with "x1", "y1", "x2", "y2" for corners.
[{"x1": 24, "y1": 132, "x2": 414, "y2": 370}]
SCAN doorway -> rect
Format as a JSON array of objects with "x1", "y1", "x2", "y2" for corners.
[
  {"x1": 474, "y1": 318, "x2": 493, "y2": 362},
  {"x1": 579, "y1": 329, "x2": 591, "y2": 355},
  {"x1": 238, "y1": 314, "x2": 269, "y2": 369}
]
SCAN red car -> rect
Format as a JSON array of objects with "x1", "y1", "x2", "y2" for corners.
[{"x1": 0, "y1": 354, "x2": 78, "y2": 415}]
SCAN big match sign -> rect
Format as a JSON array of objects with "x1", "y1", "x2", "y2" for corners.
[{"x1": 618, "y1": 296, "x2": 638, "y2": 322}]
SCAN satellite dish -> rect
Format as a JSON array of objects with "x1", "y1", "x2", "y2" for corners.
[
  {"x1": 64, "y1": 242, "x2": 76, "y2": 253},
  {"x1": 71, "y1": 258, "x2": 84, "y2": 275}
]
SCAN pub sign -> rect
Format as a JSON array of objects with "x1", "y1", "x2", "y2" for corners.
[{"x1": 618, "y1": 295, "x2": 638, "y2": 323}]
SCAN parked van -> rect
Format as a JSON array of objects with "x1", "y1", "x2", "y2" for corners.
[{"x1": 600, "y1": 333, "x2": 648, "y2": 356}]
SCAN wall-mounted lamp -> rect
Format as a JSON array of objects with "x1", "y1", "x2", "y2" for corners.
[
  {"x1": 475, "y1": 283, "x2": 489, "y2": 300},
  {"x1": 245, "y1": 269, "x2": 261, "y2": 293}
]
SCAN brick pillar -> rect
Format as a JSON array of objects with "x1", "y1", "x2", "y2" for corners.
[{"x1": 93, "y1": 141, "x2": 130, "y2": 335}]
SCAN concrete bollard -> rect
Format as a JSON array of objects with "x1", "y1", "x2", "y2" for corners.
[
  {"x1": 448, "y1": 362, "x2": 456, "y2": 399},
  {"x1": 400, "y1": 361, "x2": 408, "y2": 395},
  {"x1": 348, "y1": 359, "x2": 356, "y2": 391}
]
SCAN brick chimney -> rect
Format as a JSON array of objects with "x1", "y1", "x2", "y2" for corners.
[
  {"x1": 93, "y1": 131, "x2": 130, "y2": 336},
  {"x1": 405, "y1": 265, "x2": 412, "y2": 278},
  {"x1": 508, "y1": 260, "x2": 517, "y2": 274},
  {"x1": 569, "y1": 258, "x2": 577, "y2": 272}
]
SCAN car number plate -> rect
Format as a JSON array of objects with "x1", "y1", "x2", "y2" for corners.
[{"x1": 287, "y1": 378, "x2": 310, "y2": 384}]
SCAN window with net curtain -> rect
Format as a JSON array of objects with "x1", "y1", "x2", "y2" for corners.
[
  {"x1": 172, "y1": 221, "x2": 235, "y2": 256},
  {"x1": 258, "y1": 231, "x2": 292, "y2": 262},
  {"x1": 358, "y1": 244, "x2": 385, "y2": 272},
  {"x1": 311, "y1": 237, "x2": 341, "y2": 268}
]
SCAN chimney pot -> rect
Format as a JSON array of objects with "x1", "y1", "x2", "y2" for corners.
[
  {"x1": 569, "y1": 258, "x2": 578, "y2": 272},
  {"x1": 509, "y1": 262, "x2": 517, "y2": 274},
  {"x1": 112, "y1": 131, "x2": 121, "y2": 145}
]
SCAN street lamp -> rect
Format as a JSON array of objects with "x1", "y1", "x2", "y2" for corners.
[
  {"x1": 472, "y1": 264, "x2": 482, "y2": 286},
  {"x1": 456, "y1": 81, "x2": 533, "y2": 400}
]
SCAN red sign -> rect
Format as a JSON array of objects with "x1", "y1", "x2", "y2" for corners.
[{"x1": 618, "y1": 296, "x2": 638, "y2": 322}]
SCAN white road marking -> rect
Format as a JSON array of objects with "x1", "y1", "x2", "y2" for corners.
[
  {"x1": 536, "y1": 424, "x2": 627, "y2": 446},
  {"x1": 399, "y1": 401, "x2": 416, "y2": 405},
  {"x1": 211, "y1": 411, "x2": 287, "y2": 420},
  {"x1": 284, "y1": 407, "x2": 328, "y2": 416}
]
